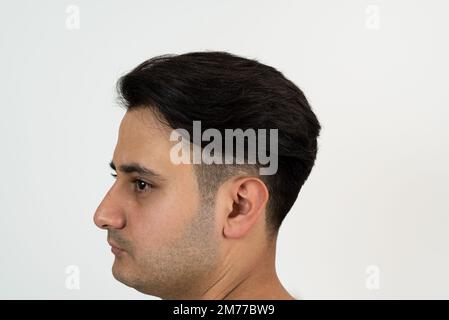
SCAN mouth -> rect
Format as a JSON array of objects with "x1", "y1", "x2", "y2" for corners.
[{"x1": 108, "y1": 240, "x2": 126, "y2": 256}]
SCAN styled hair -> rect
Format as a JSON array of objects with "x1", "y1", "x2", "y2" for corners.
[{"x1": 117, "y1": 51, "x2": 321, "y2": 234}]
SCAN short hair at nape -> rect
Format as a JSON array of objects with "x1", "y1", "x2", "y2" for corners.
[{"x1": 117, "y1": 51, "x2": 321, "y2": 235}]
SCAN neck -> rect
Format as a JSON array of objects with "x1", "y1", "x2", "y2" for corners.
[{"x1": 190, "y1": 239, "x2": 295, "y2": 300}]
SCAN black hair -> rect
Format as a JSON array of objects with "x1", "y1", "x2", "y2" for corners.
[{"x1": 117, "y1": 51, "x2": 321, "y2": 234}]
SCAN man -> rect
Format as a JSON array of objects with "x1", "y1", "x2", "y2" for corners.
[{"x1": 94, "y1": 51, "x2": 321, "y2": 299}]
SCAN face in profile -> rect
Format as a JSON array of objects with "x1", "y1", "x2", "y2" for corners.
[
  {"x1": 93, "y1": 51, "x2": 320, "y2": 300},
  {"x1": 94, "y1": 107, "x2": 220, "y2": 299}
]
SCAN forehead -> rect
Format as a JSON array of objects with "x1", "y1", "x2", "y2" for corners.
[
  {"x1": 118, "y1": 108, "x2": 169, "y2": 148},
  {"x1": 113, "y1": 107, "x2": 178, "y2": 174}
]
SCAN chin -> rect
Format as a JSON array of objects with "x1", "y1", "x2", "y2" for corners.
[
  {"x1": 112, "y1": 260, "x2": 137, "y2": 288},
  {"x1": 111, "y1": 260, "x2": 155, "y2": 295}
]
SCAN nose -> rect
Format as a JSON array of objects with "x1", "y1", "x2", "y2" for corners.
[{"x1": 93, "y1": 185, "x2": 126, "y2": 230}]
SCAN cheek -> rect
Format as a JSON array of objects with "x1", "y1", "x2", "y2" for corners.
[{"x1": 131, "y1": 183, "x2": 200, "y2": 249}]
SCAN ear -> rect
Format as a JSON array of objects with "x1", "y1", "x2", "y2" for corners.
[{"x1": 222, "y1": 177, "x2": 269, "y2": 239}]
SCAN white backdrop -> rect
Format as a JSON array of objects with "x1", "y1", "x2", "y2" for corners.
[{"x1": 1, "y1": 0, "x2": 448, "y2": 299}]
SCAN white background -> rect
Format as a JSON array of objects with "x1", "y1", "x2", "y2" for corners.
[{"x1": 0, "y1": 0, "x2": 448, "y2": 299}]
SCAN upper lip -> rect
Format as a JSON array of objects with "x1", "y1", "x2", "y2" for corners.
[{"x1": 108, "y1": 240, "x2": 124, "y2": 251}]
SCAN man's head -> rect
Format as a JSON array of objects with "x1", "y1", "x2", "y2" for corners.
[{"x1": 94, "y1": 51, "x2": 321, "y2": 298}]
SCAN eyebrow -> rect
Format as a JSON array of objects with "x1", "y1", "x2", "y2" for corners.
[{"x1": 109, "y1": 160, "x2": 163, "y2": 180}]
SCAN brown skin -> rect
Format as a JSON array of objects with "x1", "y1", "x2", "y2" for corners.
[{"x1": 94, "y1": 107, "x2": 295, "y2": 300}]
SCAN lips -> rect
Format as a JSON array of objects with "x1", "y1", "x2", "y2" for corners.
[
  {"x1": 111, "y1": 245, "x2": 125, "y2": 255},
  {"x1": 108, "y1": 240, "x2": 126, "y2": 255}
]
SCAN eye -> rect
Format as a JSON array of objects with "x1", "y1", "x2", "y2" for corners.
[
  {"x1": 133, "y1": 179, "x2": 152, "y2": 193},
  {"x1": 110, "y1": 173, "x2": 152, "y2": 193}
]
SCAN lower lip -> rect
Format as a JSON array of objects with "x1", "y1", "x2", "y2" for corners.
[{"x1": 111, "y1": 246, "x2": 125, "y2": 256}]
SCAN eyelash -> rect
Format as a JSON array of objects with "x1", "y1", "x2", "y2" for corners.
[{"x1": 110, "y1": 173, "x2": 153, "y2": 193}]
